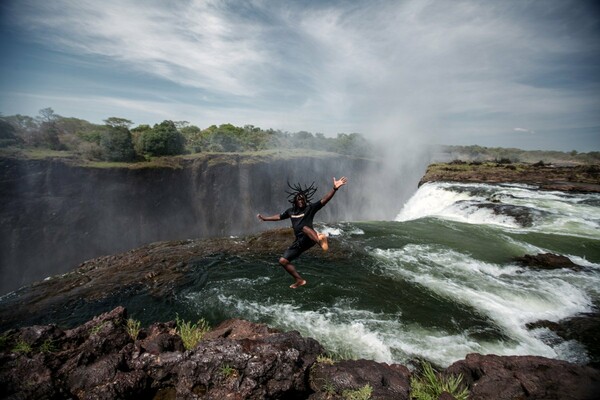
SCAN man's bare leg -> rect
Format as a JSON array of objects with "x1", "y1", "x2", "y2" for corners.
[
  {"x1": 279, "y1": 257, "x2": 306, "y2": 288},
  {"x1": 302, "y1": 226, "x2": 328, "y2": 251}
]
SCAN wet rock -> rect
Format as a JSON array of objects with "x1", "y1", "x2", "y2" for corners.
[
  {"x1": 445, "y1": 353, "x2": 600, "y2": 400},
  {"x1": 308, "y1": 359, "x2": 411, "y2": 400},
  {"x1": 0, "y1": 229, "x2": 350, "y2": 331},
  {"x1": 514, "y1": 253, "x2": 583, "y2": 271},
  {"x1": 476, "y1": 202, "x2": 539, "y2": 227},
  {"x1": 203, "y1": 318, "x2": 280, "y2": 340},
  {"x1": 527, "y1": 312, "x2": 600, "y2": 368},
  {"x1": 138, "y1": 321, "x2": 185, "y2": 355}
]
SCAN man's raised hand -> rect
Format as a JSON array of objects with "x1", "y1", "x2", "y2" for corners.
[{"x1": 333, "y1": 176, "x2": 348, "y2": 190}]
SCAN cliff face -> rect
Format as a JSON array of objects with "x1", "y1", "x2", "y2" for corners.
[{"x1": 0, "y1": 154, "x2": 390, "y2": 295}]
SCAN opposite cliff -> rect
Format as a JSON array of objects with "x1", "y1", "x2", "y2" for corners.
[{"x1": 419, "y1": 161, "x2": 600, "y2": 192}]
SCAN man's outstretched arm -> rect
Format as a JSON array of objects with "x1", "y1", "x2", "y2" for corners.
[
  {"x1": 320, "y1": 176, "x2": 348, "y2": 207},
  {"x1": 257, "y1": 213, "x2": 281, "y2": 222}
]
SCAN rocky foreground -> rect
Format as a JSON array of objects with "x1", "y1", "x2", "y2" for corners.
[{"x1": 1, "y1": 306, "x2": 599, "y2": 400}]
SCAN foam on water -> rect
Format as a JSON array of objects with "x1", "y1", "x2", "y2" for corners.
[
  {"x1": 186, "y1": 291, "x2": 396, "y2": 362},
  {"x1": 396, "y1": 183, "x2": 473, "y2": 222},
  {"x1": 319, "y1": 224, "x2": 364, "y2": 237},
  {"x1": 176, "y1": 182, "x2": 598, "y2": 368},
  {"x1": 369, "y1": 244, "x2": 594, "y2": 364},
  {"x1": 396, "y1": 182, "x2": 600, "y2": 239}
]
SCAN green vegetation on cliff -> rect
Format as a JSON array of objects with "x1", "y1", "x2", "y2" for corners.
[
  {"x1": 2, "y1": 108, "x2": 599, "y2": 168},
  {"x1": 0, "y1": 108, "x2": 372, "y2": 166}
]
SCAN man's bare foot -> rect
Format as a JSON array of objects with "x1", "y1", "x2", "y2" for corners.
[
  {"x1": 318, "y1": 233, "x2": 329, "y2": 251},
  {"x1": 290, "y1": 279, "x2": 307, "y2": 289}
]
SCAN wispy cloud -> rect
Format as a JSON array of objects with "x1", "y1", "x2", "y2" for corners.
[
  {"x1": 3, "y1": 0, "x2": 599, "y2": 149},
  {"x1": 514, "y1": 128, "x2": 536, "y2": 134}
]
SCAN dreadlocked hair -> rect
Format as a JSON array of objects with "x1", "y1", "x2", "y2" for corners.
[{"x1": 286, "y1": 181, "x2": 318, "y2": 205}]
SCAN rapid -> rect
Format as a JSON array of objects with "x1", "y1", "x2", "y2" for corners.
[{"x1": 181, "y1": 182, "x2": 600, "y2": 367}]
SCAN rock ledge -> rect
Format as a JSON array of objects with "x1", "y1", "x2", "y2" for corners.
[{"x1": 1, "y1": 307, "x2": 599, "y2": 399}]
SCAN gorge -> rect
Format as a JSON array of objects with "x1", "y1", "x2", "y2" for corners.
[{"x1": 0, "y1": 152, "x2": 424, "y2": 295}]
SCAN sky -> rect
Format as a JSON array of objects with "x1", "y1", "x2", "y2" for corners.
[{"x1": 0, "y1": 0, "x2": 599, "y2": 151}]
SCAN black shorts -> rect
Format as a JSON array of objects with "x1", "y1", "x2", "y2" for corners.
[{"x1": 282, "y1": 234, "x2": 316, "y2": 262}]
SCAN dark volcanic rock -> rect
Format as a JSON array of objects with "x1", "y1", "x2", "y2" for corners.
[
  {"x1": 0, "y1": 307, "x2": 324, "y2": 399},
  {"x1": 308, "y1": 359, "x2": 411, "y2": 400},
  {"x1": 514, "y1": 253, "x2": 583, "y2": 271},
  {"x1": 527, "y1": 312, "x2": 600, "y2": 368},
  {"x1": 3, "y1": 307, "x2": 600, "y2": 399},
  {"x1": 445, "y1": 353, "x2": 600, "y2": 400},
  {"x1": 419, "y1": 162, "x2": 600, "y2": 192}
]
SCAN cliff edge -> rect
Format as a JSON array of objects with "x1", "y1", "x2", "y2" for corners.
[{"x1": 419, "y1": 161, "x2": 600, "y2": 192}]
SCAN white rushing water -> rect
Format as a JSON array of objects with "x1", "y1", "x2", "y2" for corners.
[
  {"x1": 396, "y1": 182, "x2": 600, "y2": 239},
  {"x1": 183, "y1": 181, "x2": 599, "y2": 368},
  {"x1": 370, "y1": 245, "x2": 597, "y2": 366}
]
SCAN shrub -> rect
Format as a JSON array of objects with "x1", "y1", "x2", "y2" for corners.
[
  {"x1": 175, "y1": 315, "x2": 210, "y2": 350},
  {"x1": 410, "y1": 361, "x2": 468, "y2": 400}
]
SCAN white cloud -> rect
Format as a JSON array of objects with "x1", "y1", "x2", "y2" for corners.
[
  {"x1": 4, "y1": 0, "x2": 600, "y2": 149},
  {"x1": 514, "y1": 128, "x2": 536, "y2": 134}
]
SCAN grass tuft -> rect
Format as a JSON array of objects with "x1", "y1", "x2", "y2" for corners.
[
  {"x1": 342, "y1": 384, "x2": 373, "y2": 400},
  {"x1": 127, "y1": 318, "x2": 141, "y2": 340},
  {"x1": 220, "y1": 364, "x2": 238, "y2": 378},
  {"x1": 175, "y1": 314, "x2": 210, "y2": 350},
  {"x1": 12, "y1": 339, "x2": 32, "y2": 354},
  {"x1": 316, "y1": 354, "x2": 335, "y2": 365},
  {"x1": 410, "y1": 361, "x2": 469, "y2": 400},
  {"x1": 39, "y1": 339, "x2": 56, "y2": 353}
]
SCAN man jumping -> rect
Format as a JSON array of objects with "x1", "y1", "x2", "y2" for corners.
[{"x1": 257, "y1": 176, "x2": 348, "y2": 288}]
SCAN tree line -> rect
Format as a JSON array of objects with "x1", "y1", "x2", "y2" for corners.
[
  {"x1": 442, "y1": 144, "x2": 600, "y2": 165},
  {"x1": 0, "y1": 108, "x2": 372, "y2": 162}
]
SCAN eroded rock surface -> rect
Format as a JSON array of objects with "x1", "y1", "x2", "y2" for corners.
[
  {"x1": 0, "y1": 307, "x2": 323, "y2": 399},
  {"x1": 445, "y1": 353, "x2": 600, "y2": 400},
  {"x1": 2, "y1": 307, "x2": 600, "y2": 399}
]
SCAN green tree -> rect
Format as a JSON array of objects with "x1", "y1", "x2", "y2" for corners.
[
  {"x1": 202, "y1": 123, "x2": 244, "y2": 152},
  {"x1": 1, "y1": 114, "x2": 38, "y2": 145},
  {"x1": 103, "y1": 117, "x2": 133, "y2": 128},
  {"x1": 35, "y1": 108, "x2": 64, "y2": 150},
  {"x1": 101, "y1": 125, "x2": 136, "y2": 161},
  {"x1": 335, "y1": 133, "x2": 371, "y2": 157},
  {"x1": 180, "y1": 125, "x2": 203, "y2": 152},
  {"x1": 131, "y1": 124, "x2": 152, "y2": 155},
  {"x1": 139, "y1": 120, "x2": 186, "y2": 156},
  {"x1": 0, "y1": 119, "x2": 23, "y2": 147}
]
